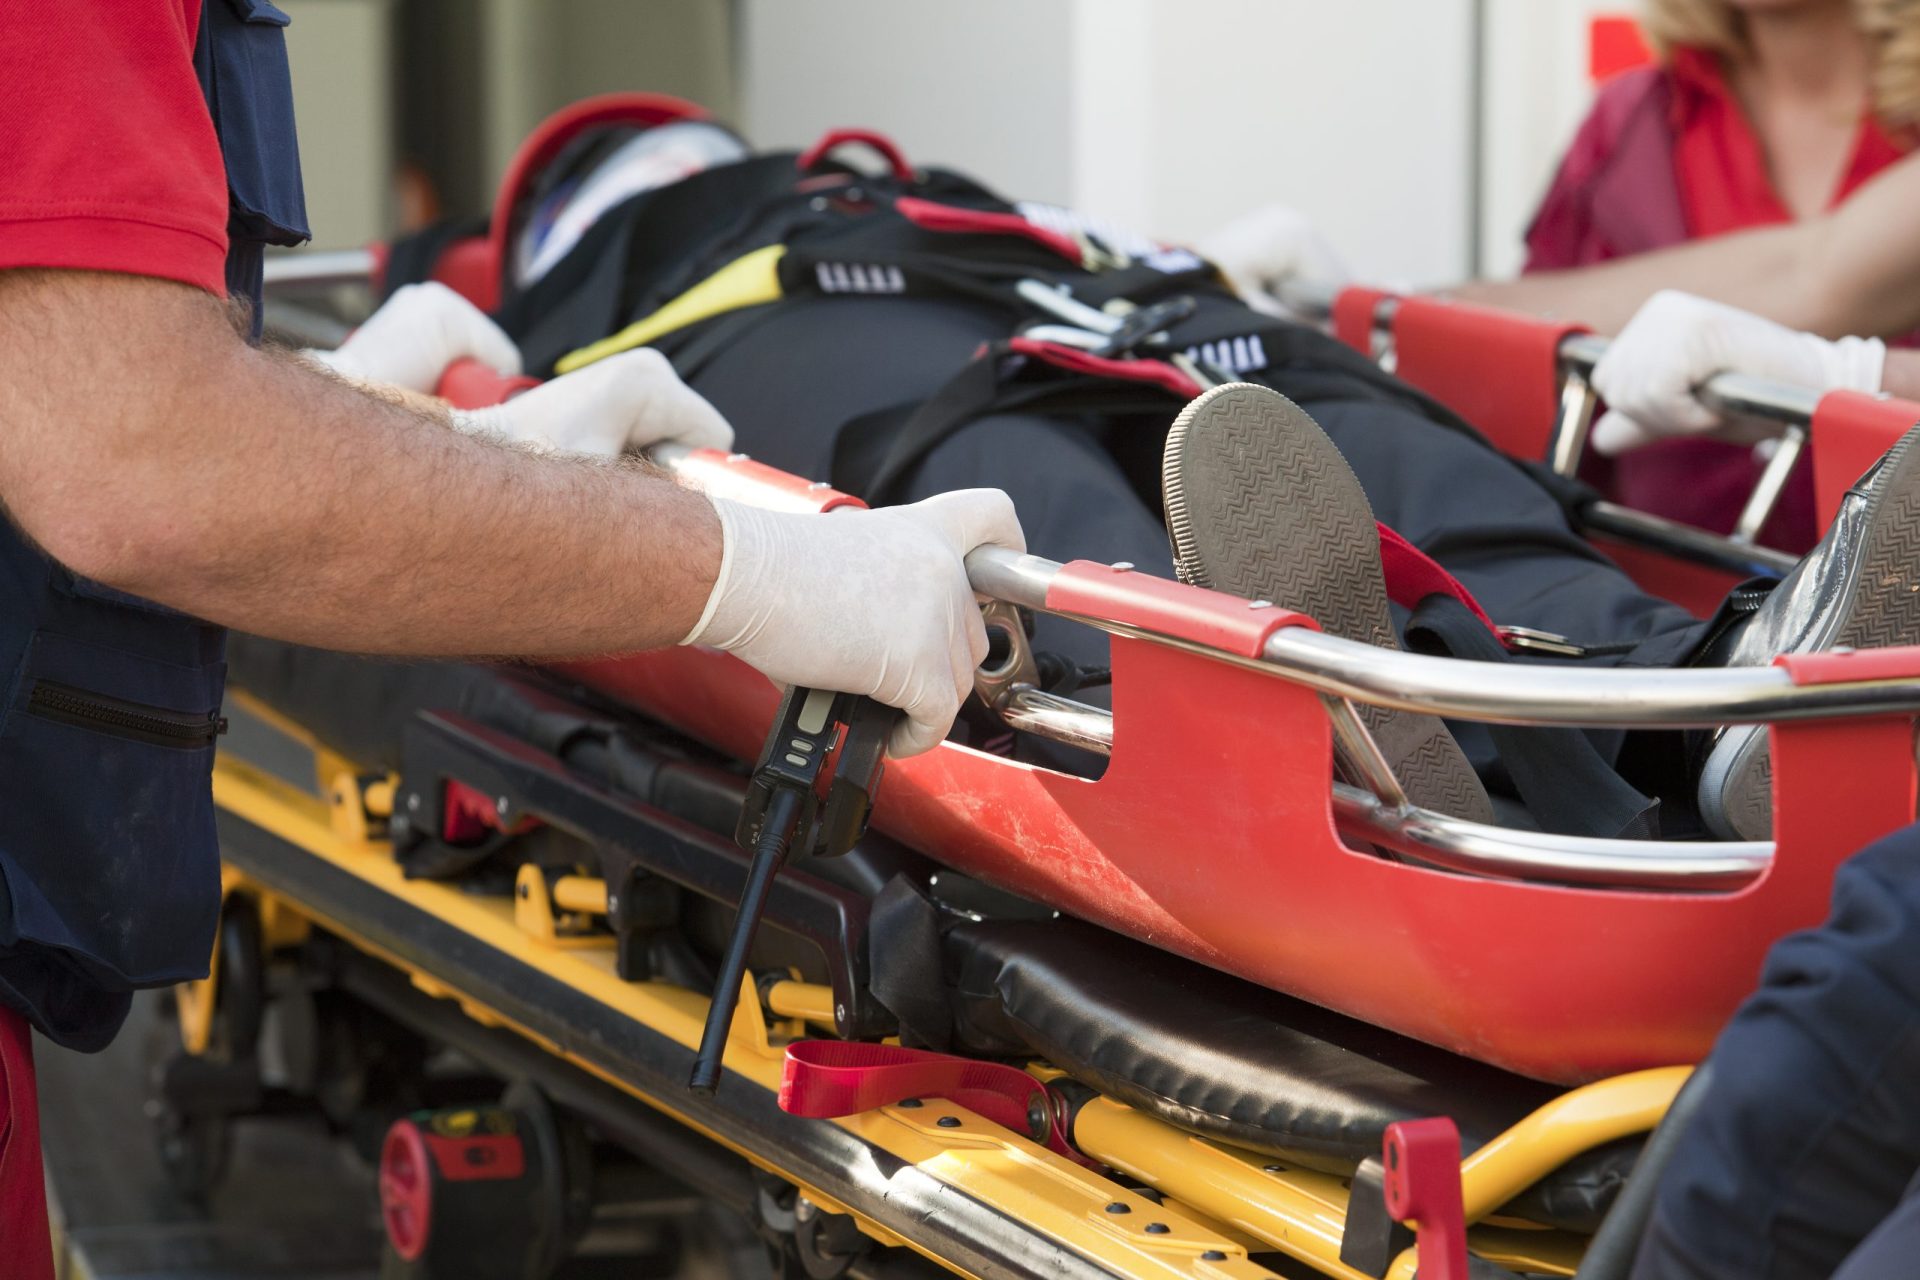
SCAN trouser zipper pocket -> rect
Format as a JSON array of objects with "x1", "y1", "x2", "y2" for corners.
[{"x1": 27, "y1": 679, "x2": 227, "y2": 749}]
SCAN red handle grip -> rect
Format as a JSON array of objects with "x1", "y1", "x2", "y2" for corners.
[
  {"x1": 796, "y1": 128, "x2": 915, "y2": 183},
  {"x1": 435, "y1": 358, "x2": 541, "y2": 410}
]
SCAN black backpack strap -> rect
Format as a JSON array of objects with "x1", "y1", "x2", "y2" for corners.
[
  {"x1": 830, "y1": 343, "x2": 1187, "y2": 505},
  {"x1": 1406, "y1": 594, "x2": 1659, "y2": 839}
]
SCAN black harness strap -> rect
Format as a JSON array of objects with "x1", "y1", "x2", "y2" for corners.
[{"x1": 1407, "y1": 595, "x2": 1659, "y2": 839}]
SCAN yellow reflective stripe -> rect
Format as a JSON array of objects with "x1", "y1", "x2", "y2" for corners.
[{"x1": 553, "y1": 243, "x2": 788, "y2": 374}]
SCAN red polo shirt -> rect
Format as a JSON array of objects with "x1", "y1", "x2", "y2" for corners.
[{"x1": 0, "y1": 0, "x2": 230, "y2": 295}]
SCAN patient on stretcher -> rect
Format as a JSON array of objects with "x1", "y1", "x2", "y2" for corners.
[{"x1": 277, "y1": 117, "x2": 1920, "y2": 845}]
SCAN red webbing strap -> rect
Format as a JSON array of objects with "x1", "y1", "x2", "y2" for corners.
[
  {"x1": 1809, "y1": 389, "x2": 1920, "y2": 529},
  {"x1": 796, "y1": 128, "x2": 916, "y2": 182},
  {"x1": 1331, "y1": 286, "x2": 1395, "y2": 355},
  {"x1": 1004, "y1": 337, "x2": 1203, "y2": 400},
  {"x1": 1391, "y1": 296, "x2": 1588, "y2": 461},
  {"x1": 1376, "y1": 522, "x2": 1501, "y2": 640},
  {"x1": 0, "y1": 1007, "x2": 54, "y2": 1280},
  {"x1": 894, "y1": 196, "x2": 1087, "y2": 267},
  {"x1": 780, "y1": 1041, "x2": 1080, "y2": 1159}
]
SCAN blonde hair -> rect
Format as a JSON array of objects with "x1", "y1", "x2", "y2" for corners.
[{"x1": 1641, "y1": 0, "x2": 1920, "y2": 132}]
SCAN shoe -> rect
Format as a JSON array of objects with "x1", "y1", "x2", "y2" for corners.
[
  {"x1": 1699, "y1": 421, "x2": 1920, "y2": 840},
  {"x1": 1161, "y1": 382, "x2": 1495, "y2": 824}
]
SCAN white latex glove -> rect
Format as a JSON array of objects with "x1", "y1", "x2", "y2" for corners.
[
  {"x1": 1196, "y1": 203, "x2": 1352, "y2": 317},
  {"x1": 453, "y1": 349, "x2": 735, "y2": 458},
  {"x1": 1590, "y1": 290, "x2": 1885, "y2": 455},
  {"x1": 683, "y1": 490, "x2": 1026, "y2": 758},
  {"x1": 307, "y1": 282, "x2": 522, "y2": 392}
]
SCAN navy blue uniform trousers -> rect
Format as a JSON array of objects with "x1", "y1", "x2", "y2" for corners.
[{"x1": 1632, "y1": 821, "x2": 1920, "y2": 1280}]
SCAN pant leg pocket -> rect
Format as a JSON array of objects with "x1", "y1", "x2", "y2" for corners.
[{"x1": 0, "y1": 631, "x2": 226, "y2": 989}]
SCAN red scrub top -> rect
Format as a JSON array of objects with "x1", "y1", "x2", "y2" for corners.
[
  {"x1": 1668, "y1": 45, "x2": 1910, "y2": 237},
  {"x1": 0, "y1": 0, "x2": 230, "y2": 296}
]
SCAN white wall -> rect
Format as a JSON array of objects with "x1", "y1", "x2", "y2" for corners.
[
  {"x1": 744, "y1": 0, "x2": 1478, "y2": 286},
  {"x1": 742, "y1": 0, "x2": 1077, "y2": 208},
  {"x1": 742, "y1": 1, "x2": 1624, "y2": 288},
  {"x1": 1479, "y1": 0, "x2": 1629, "y2": 278}
]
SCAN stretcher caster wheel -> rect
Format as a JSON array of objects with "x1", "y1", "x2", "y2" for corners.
[
  {"x1": 146, "y1": 900, "x2": 267, "y2": 1204},
  {"x1": 377, "y1": 1086, "x2": 586, "y2": 1279}
]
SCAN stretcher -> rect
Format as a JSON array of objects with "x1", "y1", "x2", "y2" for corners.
[{"x1": 185, "y1": 96, "x2": 1920, "y2": 1280}]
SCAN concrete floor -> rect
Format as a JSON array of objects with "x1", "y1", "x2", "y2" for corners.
[{"x1": 38, "y1": 991, "x2": 383, "y2": 1280}]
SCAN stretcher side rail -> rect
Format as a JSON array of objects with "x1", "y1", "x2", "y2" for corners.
[{"x1": 1280, "y1": 277, "x2": 1915, "y2": 571}]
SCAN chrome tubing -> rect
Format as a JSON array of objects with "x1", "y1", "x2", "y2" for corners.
[
  {"x1": 649, "y1": 453, "x2": 1916, "y2": 729},
  {"x1": 1280, "y1": 278, "x2": 1828, "y2": 433},
  {"x1": 999, "y1": 684, "x2": 1769, "y2": 890},
  {"x1": 263, "y1": 247, "x2": 380, "y2": 288}
]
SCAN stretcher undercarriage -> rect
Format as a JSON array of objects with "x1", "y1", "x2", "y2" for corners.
[{"x1": 164, "y1": 107, "x2": 1920, "y2": 1280}]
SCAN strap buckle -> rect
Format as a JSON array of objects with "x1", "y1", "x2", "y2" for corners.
[{"x1": 1495, "y1": 625, "x2": 1588, "y2": 658}]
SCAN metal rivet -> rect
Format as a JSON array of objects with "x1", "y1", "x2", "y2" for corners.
[
  {"x1": 1110, "y1": 561, "x2": 1135, "y2": 572},
  {"x1": 897, "y1": 1098, "x2": 922, "y2": 1109},
  {"x1": 1104, "y1": 1202, "x2": 1130, "y2": 1215},
  {"x1": 808, "y1": 481, "x2": 830, "y2": 491},
  {"x1": 406, "y1": 793, "x2": 421, "y2": 812},
  {"x1": 495, "y1": 796, "x2": 511, "y2": 816},
  {"x1": 1262, "y1": 1163, "x2": 1284, "y2": 1174},
  {"x1": 727, "y1": 452, "x2": 750, "y2": 462},
  {"x1": 809, "y1": 197, "x2": 829, "y2": 211},
  {"x1": 1248, "y1": 599, "x2": 1273, "y2": 610},
  {"x1": 936, "y1": 1116, "x2": 961, "y2": 1128},
  {"x1": 1145, "y1": 1223, "x2": 1169, "y2": 1235},
  {"x1": 1201, "y1": 1250, "x2": 1227, "y2": 1261},
  {"x1": 834, "y1": 1003, "x2": 847, "y2": 1021}
]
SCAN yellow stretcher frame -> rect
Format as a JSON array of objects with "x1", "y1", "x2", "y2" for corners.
[{"x1": 188, "y1": 699, "x2": 1683, "y2": 1280}]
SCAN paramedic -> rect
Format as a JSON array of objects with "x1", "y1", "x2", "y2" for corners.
[
  {"x1": 1205, "y1": 0, "x2": 1920, "y2": 547},
  {"x1": 0, "y1": 4, "x2": 1021, "y2": 1272}
]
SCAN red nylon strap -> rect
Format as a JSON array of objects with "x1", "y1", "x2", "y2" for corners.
[
  {"x1": 1376, "y1": 523, "x2": 1501, "y2": 640},
  {"x1": 894, "y1": 196, "x2": 1086, "y2": 267},
  {"x1": 780, "y1": 1041, "x2": 1080, "y2": 1159},
  {"x1": 797, "y1": 128, "x2": 916, "y2": 182},
  {"x1": 1004, "y1": 336, "x2": 1203, "y2": 400},
  {"x1": 1332, "y1": 285, "x2": 1395, "y2": 355},
  {"x1": 483, "y1": 92, "x2": 711, "y2": 311},
  {"x1": 0, "y1": 1007, "x2": 54, "y2": 1280},
  {"x1": 1809, "y1": 389, "x2": 1920, "y2": 530},
  {"x1": 1391, "y1": 296, "x2": 1587, "y2": 461}
]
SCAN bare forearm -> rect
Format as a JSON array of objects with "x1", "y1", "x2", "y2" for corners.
[
  {"x1": 1449, "y1": 227, "x2": 1807, "y2": 334},
  {"x1": 1456, "y1": 152, "x2": 1920, "y2": 340},
  {"x1": 0, "y1": 272, "x2": 720, "y2": 657}
]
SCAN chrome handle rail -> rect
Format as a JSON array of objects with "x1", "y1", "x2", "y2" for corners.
[{"x1": 999, "y1": 685, "x2": 1769, "y2": 891}]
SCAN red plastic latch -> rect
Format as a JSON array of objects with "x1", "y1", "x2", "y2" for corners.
[
  {"x1": 779, "y1": 1041, "x2": 1088, "y2": 1163},
  {"x1": 1382, "y1": 1117, "x2": 1469, "y2": 1280}
]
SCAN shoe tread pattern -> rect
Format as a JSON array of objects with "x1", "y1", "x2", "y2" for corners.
[{"x1": 1164, "y1": 384, "x2": 1493, "y2": 824}]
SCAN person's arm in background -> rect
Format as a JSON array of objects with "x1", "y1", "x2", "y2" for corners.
[
  {"x1": 1453, "y1": 150, "x2": 1920, "y2": 338},
  {"x1": 0, "y1": 270, "x2": 1021, "y2": 756}
]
